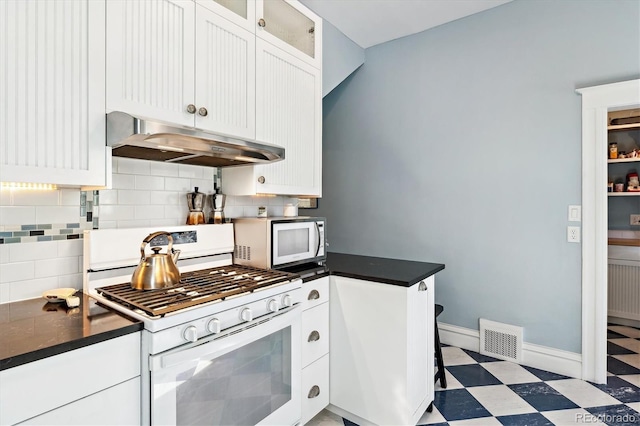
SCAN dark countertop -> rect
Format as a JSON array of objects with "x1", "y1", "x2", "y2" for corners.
[
  {"x1": 285, "y1": 252, "x2": 445, "y2": 286},
  {"x1": 0, "y1": 291, "x2": 142, "y2": 371}
]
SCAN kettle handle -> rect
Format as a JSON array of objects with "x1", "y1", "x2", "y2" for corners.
[{"x1": 140, "y1": 231, "x2": 174, "y2": 260}]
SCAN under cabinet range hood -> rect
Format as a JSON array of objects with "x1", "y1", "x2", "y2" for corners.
[{"x1": 106, "y1": 111, "x2": 285, "y2": 167}]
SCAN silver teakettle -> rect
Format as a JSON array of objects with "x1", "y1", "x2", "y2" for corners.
[{"x1": 131, "y1": 231, "x2": 181, "y2": 290}]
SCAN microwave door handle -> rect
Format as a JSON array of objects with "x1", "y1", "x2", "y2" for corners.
[{"x1": 314, "y1": 222, "x2": 321, "y2": 256}]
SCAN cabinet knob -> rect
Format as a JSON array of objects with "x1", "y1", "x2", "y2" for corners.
[
  {"x1": 198, "y1": 107, "x2": 208, "y2": 117},
  {"x1": 186, "y1": 104, "x2": 196, "y2": 114},
  {"x1": 307, "y1": 385, "x2": 320, "y2": 399},
  {"x1": 307, "y1": 330, "x2": 320, "y2": 342},
  {"x1": 257, "y1": 176, "x2": 265, "y2": 184},
  {"x1": 307, "y1": 289, "x2": 320, "y2": 300},
  {"x1": 418, "y1": 281, "x2": 427, "y2": 291},
  {"x1": 258, "y1": 18, "x2": 266, "y2": 28}
]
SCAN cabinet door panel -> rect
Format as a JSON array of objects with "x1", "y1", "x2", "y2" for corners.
[
  {"x1": 255, "y1": 39, "x2": 321, "y2": 196},
  {"x1": 195, "y1": 5, "x2": 255, "y2": 139},
  {"x1": 0, "y1": 0, "x2": 106, "y2": 186},
  {"x1": 106, "y1": 0, "x2": 195, "y2": 127}
]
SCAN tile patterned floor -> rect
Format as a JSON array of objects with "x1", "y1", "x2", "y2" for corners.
[{"x1": 306, "y1": 325, "x2": 640, "y2": 426}]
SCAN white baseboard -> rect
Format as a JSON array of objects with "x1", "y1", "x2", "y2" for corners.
[{"x1": 438, "y1": 322, "x2": 583, "y2": 380}]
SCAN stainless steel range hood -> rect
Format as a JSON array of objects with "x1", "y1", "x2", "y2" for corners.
[{"x1": 106, "y1": 111, "x2": 284, "y2": 167}]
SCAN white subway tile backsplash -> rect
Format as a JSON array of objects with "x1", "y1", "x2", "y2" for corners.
[
  {"x1": 10, "y1": 277, "x2": 62, "y2": 302},
  {"x1": 59, "y1": 189, "x2": 81, "y2": 206},
  {"x1": 135, "y1": 205, "x2": 166, "y2": 220},
  {"x1": 0, "y1": 261, "x2": 35, "y2": 283},
  {"x1": 117, "y1": 157, "x2": 151, "y2": 175},
  {"x1": 135, "y1": 175, "x2": 165, "y2": 191},
  {"x1": 99, "y1": 189, "x2": 118, "y2": 205},
  {"x1": 98, "y1": 220, "x2": 117, "y2": 229},
  {"x1": 224, "y1": 206, "x2": 243, "y2": 218},
  {"x1": 119, "y1": 189, "x2": 151, "y2": 205},
  {"x1": 99, "y1": 205, "x2": 136, "y2": 221},
  {"x1": 35, "y1": 206, "x2": 79, "y2": 224},
  {"x1": 116, "y1": 219, "x2": 160, "y2": 229},
  {"x1": 57, "y1": 240, "x2": 83, "y2": 258},
  {"x1": 0, "y1": 246, "x2": 9, "y2": 264},
  {"x1": 34, "y1": 257, "x2": 79, "y2": 279},
  {"x1": 178, "y1": 164, "x2": 205, "y2": 179},
  {"x1": 58, "y1": 272, "x2": 83, "y2": 289},
  {"x1": 164, "y1": 205, "x2": 187, "y2": 220},
  {"x1": 10, "y1": 241, "x2": 58, "y2": 262},
  {"x1": 165, "y1": 177, "x2": 192, "y2": 192},
  {"x1": 150, "y1": 162, "x2": 181, "y2": 177},
  {"x1": 113, "y1": 173, "x2": 136, "y2": 189},
  {"x1": 12, "y1": 189, "x2": 59, "y2": 206},
  {"x1": 148, "y1": 218, "x2": 181, "y2": 227},
  {"x1": 190, "y1": 178, "x2": 214, "y2": 193},
  {"x1": 0, "y1": 206, "x2": 36, "y2": 225},
  {"x1": 149, "y1": 190, "x2": 180, "y2": 205},
  {"x1": 0, "y1": 283, "x2": 9, "y2": 304},
  {"x1": 0, "y1": 189, "x2": 11, "y2": 206},
  {"x1": 243, "y1": 206, "x2": 259, "y2": 217}
]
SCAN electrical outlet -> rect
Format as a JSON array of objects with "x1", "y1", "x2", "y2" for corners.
[
  {"x1": 567, "y1": 226, "x2": 581, "y2": 243},
  {"x1": 631, "y1": 214, "x2": 640, "y2": 226}
]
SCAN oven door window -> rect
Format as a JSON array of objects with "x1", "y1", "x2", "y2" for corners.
[{"x1": 151, "y1": 313, "x2": 300, "y2": 426}]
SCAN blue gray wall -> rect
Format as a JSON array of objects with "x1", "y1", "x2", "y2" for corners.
[
  {"x1": 313, "y1": 0, "x2": 640, "y2": 353},
  {"x1": 321, "y1": 19, "x2": 365, "y2": 97}
]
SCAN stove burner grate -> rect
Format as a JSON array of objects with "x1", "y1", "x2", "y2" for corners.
[{"x1": 97, "y1": 265, "x2": 298, "y2": 317}]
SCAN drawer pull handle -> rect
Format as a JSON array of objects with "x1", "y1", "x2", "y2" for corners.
[
  {"x1": 308, "y1": 290, "x2": 320, "y2": 300},
  {"x1": 308, "y1": 385, "x2": 320, "y2": 399},
  {"x1": 308, "y1": 330, "x2": 320, "y2": 342}
]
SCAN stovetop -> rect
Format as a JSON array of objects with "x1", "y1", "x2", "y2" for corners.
[{"x1": 97, "y1": 265, "x2": 298, "y2": 318}]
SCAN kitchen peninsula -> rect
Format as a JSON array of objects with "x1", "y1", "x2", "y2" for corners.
[{"x1": 289, "y1": 252, "x2": 446, "y2": 426}]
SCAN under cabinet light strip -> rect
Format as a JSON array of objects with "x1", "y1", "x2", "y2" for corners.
[{"x1": 1, "y1": 182, "x2": 58, "y2": 190}]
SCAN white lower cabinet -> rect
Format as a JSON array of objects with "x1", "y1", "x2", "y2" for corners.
[
  {"x1": 300, "y1": 276, "x2": 330, "y2": 424},
  {"x1": 329, "y1": 276, "x2": 435, "y2": 426},
  {"x1": 302, "y1": 354, "x2": 330, "y2": 425},
  {"x1": 17, "y1": 377, "x2": 140, "y2": 426},
  {"x1": 0, "y1": 333, "x2": 141, "y2": 426}
]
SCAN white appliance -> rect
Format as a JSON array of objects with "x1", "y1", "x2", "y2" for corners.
[
  {"x1": 83, "y1": 224, "x2": 302, "y2": 426},
  {"x1": 233, "y1": 217, "x2": 326, "y2": 270}
]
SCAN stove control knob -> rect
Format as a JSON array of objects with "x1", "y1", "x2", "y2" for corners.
[
  {"x1": 183, "y1": 325, "x2": 198, "y2": 343},
  {"x1": 207, "y1": 318, "x2": 221, "y2": 334},
  {"x1": 267, "y1": 298, "x2": 279, "y2": 312},
  {"x1": 282, "y1": 294, "x2": 293, "y2": 308},
  {"x1": 240, "y1": 307, "x2": 253, "y2": 322}
]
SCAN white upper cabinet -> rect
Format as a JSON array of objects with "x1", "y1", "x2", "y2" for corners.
[
  {"x1": 106, "y1": 0, "x2": 196, "y2": 127},
  {"x1": 106, "y1": 0, "x2": 255, "y2": 138},
  {"x1": 0, "y1": 0, "x2": 107, "y2": 187},
  {"x1": 256, "y1": 0, "x2": 321, "y2": 69},
  {"x1": 195, "y1": 4, "x2": 256, "y2": 139},
  {"x1": 106, "y1": 0, "x2": 322, "y2": 196}
]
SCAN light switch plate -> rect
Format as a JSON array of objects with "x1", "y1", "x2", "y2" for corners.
[{"x1": 568, "y1": 205, "x2": 581, "y2": 222}]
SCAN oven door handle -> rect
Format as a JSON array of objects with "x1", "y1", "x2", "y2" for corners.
[{"x1": 151, "y1": 307, "x2": 300, "y2": 372}]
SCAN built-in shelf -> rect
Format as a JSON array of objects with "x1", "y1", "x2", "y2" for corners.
[
  {"x1": 608, "y1": 123, "x2": 640, "y2": 131},
  {"x1": 608, "y1": 157, "x2": 640, "y2": 164},
  {"x1": 608, "y1": 192, "x2": 640, "y2": 197}
]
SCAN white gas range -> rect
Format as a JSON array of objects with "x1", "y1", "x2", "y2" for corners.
[{"x1": 83, "y1": 224, "x2": 303, "y2": 426}]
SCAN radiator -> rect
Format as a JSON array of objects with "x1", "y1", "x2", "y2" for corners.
[{"x1": 608, "y1": 262, "x2": 640, "y2": 321}]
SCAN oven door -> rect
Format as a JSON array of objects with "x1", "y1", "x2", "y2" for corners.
[
  {"x1": 150, "y1": 308, "x2": 301, "y2": 426},
  {"x1": 272, "y1": 220, "x2": 321, "y2": 267}
]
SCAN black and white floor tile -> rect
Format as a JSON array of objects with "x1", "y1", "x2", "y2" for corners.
[{"x1": 306, "y1": 325, "x2": 640, "y2": 426}]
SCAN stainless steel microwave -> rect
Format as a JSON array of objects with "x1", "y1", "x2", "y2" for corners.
[{"x1": 232, "y1": 217, "x2": 326, "y2": 269}]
